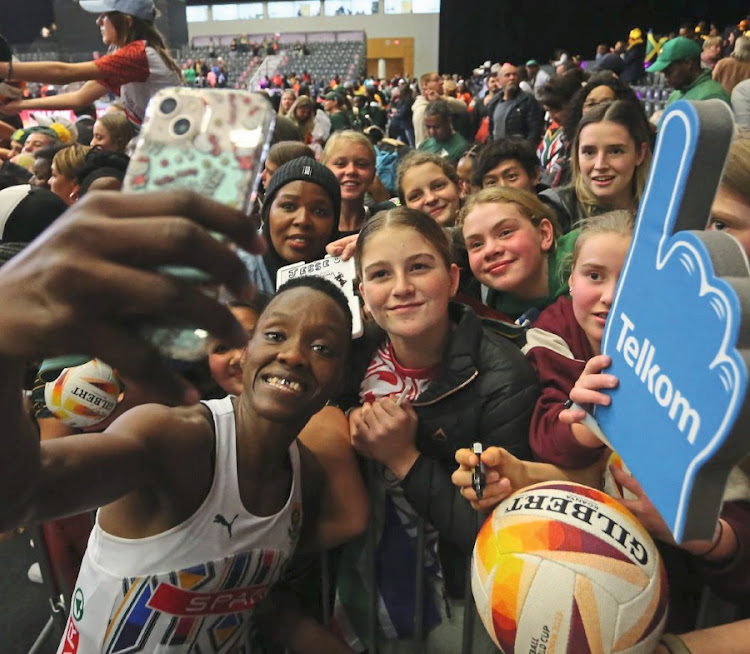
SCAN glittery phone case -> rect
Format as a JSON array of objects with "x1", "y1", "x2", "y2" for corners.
[{"x1": 123, "y1": 88, "x2": 275, "y2": 214}]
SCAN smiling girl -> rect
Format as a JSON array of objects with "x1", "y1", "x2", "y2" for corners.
[
  {"x1": 397, "y1": 151, "x2": 462, "y2": 227},
  {"x1": 522, "y1": 210, "x2": 633, "y2": 467},
  {"x1": 207, "y1": 299, "x2": 268, "y2": 396},
  {"x1": 334, "y1": 207, "x2": 538, "y2": 652},
  {"x1": 91, "y1": 112, "x2": 137, "y2": 153},
  {"x1": 322, "y1": 130, "x2": 377, "y2": 234},
  {"x1": 540, "y1": 101, "x2": 652, "y2": 232},
  {"x1": 459, "y1": 186, "x2": 578, "y2": 321}
]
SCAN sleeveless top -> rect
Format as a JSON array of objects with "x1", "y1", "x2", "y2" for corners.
[{"x1": 57, "y1": 396, "x2": 303, "y2": 654}]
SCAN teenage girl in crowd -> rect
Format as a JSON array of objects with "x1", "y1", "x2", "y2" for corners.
[
  {"x1": 0, "y1": 0, "x2": 182, "y2": 126},
  {"x1": 521, "y1": 210, "x2": 632, "y2": 467},
  {"x1": 459, "y1": 187, "x2": 578, "y2": 321},
  {"x1": 240, "y1": 157, "x2": 341, "y2": 295},
  {"x1": 91, "y1": 111, "x2": 137, "y2": 153},
  {"x1": 397, "y1": 150, "x2": 462, "y2": 227},
  {"x1": 207, "y1": 299, "x2": 268, "y2": 397},
  {"x1": 288, "y1": 95, "x2": 317, "y2": 145},
  {"x1": 334, "y1": 208, "x2": 538, "y2": 652},
  {"x1": 322, "y1": 130, "x2": 377, "y2": 235},
  {"x1": 540, "y1": 100, "x2": 652, "y2": 232},
  {"x1": 707, "y1": 135, "x2": 750, "y2": 254},
  {"x1": 278, "y1": 89, "x2": 297, "y2": 117}
]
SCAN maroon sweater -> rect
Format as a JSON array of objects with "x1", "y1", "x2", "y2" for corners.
[
  {"x1": 525, "y1": 297, "x2": 750, "y2": 622},
  {"x1": 523, "y1": 296, "x2": 603, "y2": 467}
]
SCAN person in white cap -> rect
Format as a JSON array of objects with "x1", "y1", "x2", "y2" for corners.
[{"x1": 0, "y1": 0, "x2": 182, "y2": 127}]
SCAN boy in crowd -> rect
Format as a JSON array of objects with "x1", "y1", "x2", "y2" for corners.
[{"x1": 471, "y1": 137, "x2": 546, "y2": 195}]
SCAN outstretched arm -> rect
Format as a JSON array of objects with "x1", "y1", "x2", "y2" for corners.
[
  {"x1": 1, "y1": 81, "x2": 108, "y2": 115},
  {"x1": 2, "y1": 402, "x2": 210, "y2": 532},
  {"x1": 0, "y1": 60, "x2": 102, "y2": 85},
  {"x1": 452, "y1": 446, "x2": 607, "y2": 512}
]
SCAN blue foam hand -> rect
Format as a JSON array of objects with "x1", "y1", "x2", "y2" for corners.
[{"x1": 595, "y1": 100, "x2": 750, "y2": 543}]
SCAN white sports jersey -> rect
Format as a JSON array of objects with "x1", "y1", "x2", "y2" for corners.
[{"x1": 57, "y1": 396, "x2": 303, "y2": 654}]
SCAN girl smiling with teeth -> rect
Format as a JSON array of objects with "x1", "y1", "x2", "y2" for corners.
[
  {"x1": 459, "y1": 186, "x2": 578, "y2": 322},
  {"x1": 322, "y1": 130, "x2": 377, "y2": 235},
  {"x1": 540, "y1": 100, "x2": 653, "y2": 232}
]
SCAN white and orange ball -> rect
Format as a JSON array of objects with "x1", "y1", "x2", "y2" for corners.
[
  {"x1": 44, "y1": 359, "x2": 121, "y2": 428},
  {"x1": 472, "y1": 481, "x2": 668, "y2": 654}
]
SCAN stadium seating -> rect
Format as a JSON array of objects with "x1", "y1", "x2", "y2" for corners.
[
  {"x1": 632, "y1": 72, "x2": 671, "y2": 118},
  {"x1": 274, "y1": 40, "x2": 366, "y2": 84}
]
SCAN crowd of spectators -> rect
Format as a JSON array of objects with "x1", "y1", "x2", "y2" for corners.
[{"x1": 0, "y1": 6, "x2": 750, "y2": 654}]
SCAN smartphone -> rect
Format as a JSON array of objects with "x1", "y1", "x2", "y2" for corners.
[
  {"x1": 123, "y1": 88, "x2": 275, "y2": 360},
  {"x1": 124, "y1": 87, "x2": 274, "y2": 213}
]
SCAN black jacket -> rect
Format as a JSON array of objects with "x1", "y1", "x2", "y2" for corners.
[
  {"x1": 621, "y1": 42, "x2": 646, "y2": 84},
  {"x1": 539, "y1": 185, "x2": 580, "y2": 234},
  {"x1": 487, "y1": 90, "x2": 545, "y2": 145},
  {"x1": 539, "y1": 185, "x2": 611, "y2": 234},
  {"x1": 343, "y1": 303, "x2": 538, "y2": 596}
]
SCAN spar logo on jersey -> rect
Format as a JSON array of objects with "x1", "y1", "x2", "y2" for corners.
[
  {"x1": 61, "y1": 617, "x2": 79, "y2": 654},
  {"x1": 147, "y1": 581, "x2": 270, "y2": 616}
]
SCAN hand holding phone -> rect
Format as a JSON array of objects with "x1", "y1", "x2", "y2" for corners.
[{"x1": 123, "y1": 88, "x2": 275, "y2": 360}]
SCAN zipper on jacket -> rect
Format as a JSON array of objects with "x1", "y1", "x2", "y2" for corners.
[{"x1": 412, "y1": 370, "x2": 478, "y2": 408}]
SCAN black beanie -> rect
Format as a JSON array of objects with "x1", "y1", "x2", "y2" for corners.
[{"x1": 261, "y1": 157, "x2": 341, "y2": 225}]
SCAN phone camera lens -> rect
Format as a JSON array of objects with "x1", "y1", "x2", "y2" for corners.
[
  {"x1": 159, "y1": 97, "x2": 178, "y2": 114},
  {"x1": 173, "y1": 118, "x2": 191, "y2": 136}
]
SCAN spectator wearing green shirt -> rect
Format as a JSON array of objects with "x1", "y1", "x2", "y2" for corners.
[
  {"x1": 647, "y1": 36, "x2": 730, "y2": 107},
  {"x1": 417, "y1": 99, "x2": 469, "y2": 165},
  {"x1": 182, "y1": 63, "x2": 196, "y2": 87},
  {"x1": 323, "y1": 91, "x2": 354, "y2": 134}
]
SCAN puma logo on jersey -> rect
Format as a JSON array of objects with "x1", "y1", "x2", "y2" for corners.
[{"x1": 213, "y1": 513, "x2": 238, "y2": 538}]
